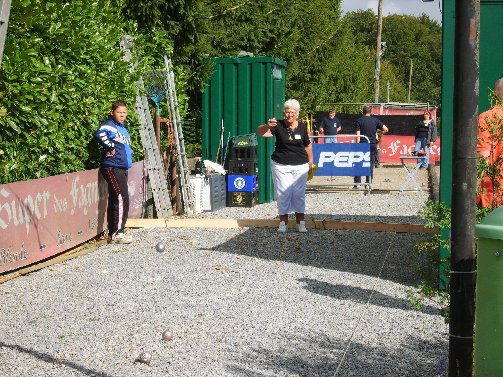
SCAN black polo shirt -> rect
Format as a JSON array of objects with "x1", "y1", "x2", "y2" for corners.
[
  {"x1": 355, "y1": 116, "x2": 384, "y2": 144},
  {"x1": 271, "y1": 120, "x2": 311, "y2": 165}
]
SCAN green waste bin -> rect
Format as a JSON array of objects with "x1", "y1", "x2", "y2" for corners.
[
  {"x1": 475, "y1": 205, "x2": 503, "y2": 376},
  {"x1": 201, "y1": 56, "x2": 287, "y2": 204}
]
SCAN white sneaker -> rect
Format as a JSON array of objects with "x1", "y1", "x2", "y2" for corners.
[
  {"x1": 277, "y1": 221, "x2": 288, "y2": 233},
  {"x1": 110, "y1": 232, "x2": 133, "y2": 244},
  {"x1": 297, "y1": 221, "x2": 307, "y2": 233}
]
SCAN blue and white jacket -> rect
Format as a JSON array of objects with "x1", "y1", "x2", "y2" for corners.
[{"x1": 95, "y1": 116, "x2": 133, "y2": 169}]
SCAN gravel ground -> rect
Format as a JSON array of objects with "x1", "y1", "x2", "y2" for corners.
[{"x1": 0, "y1": 166, "x2": 448, "y2": 377}]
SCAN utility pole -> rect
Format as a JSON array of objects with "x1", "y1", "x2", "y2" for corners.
[
  {"x1": 449, "y1": 0, "x2": 479, "y2": 376},
  {"x1": 374, "y1": 0, "x2": 384, "y2": 103},
  {"x1": 408, "y1": 59, "x2": 413, "y2": 102}
]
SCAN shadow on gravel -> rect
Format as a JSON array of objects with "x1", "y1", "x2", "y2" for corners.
[
  {"x1": 224, "y1": 330, "x2": 446, "y2": 376},
  {"x1": 208, "y1": 228, "x2": 429, "y2": 287},
  {"x1": 307, "y1": 188, "x2": 393, "y2": 195},
  {"x1": 0, "y1": 342, "x2": 114, "y2": 377},
  {"x1": 299, "y1": 212, "x2": 425, "y2": 224},
  {"x1": 298, "y1": 277, "x2": 440, "y2": 315}
]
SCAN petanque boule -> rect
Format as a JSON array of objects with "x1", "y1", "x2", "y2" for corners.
[
  {"x1": 155, "y1": 242, "x2": 166, "y2": 252},
  {"x1": 162, "y1": 329, "x2": 173, "y2": 341},
  {"x1": 136, "y1": 351, "x2": 152, "y2": 364}
]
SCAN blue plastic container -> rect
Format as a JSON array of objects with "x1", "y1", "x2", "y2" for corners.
[{"x1": 227, "y1": 175, "x2": 257, "y2": 192}]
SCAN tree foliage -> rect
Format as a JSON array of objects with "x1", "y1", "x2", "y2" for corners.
[
  {"x1": 0, "y1": 0, "x2": 442, "y2": 183},
  {"x1": 344, "y1": 11, "x2": 442, "y2": 105},
  {"x1": 119, "y1": 1, "x2": 441, "y2": 115}
]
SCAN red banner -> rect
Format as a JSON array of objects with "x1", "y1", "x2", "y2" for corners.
[
  {"x1": 0, "y1": 162, "x2": 147, "y2": 273},
  {"x1": 378, "y1": 135, "x2": 441, "y2": 164}
]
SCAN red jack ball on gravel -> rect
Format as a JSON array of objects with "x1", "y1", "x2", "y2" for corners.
[
  {"x1": 162, "y1": 330, "x2": 173, "y2": 341},
  {"x1": 136, "y1": 351, "x2": 152, "y2": 364}
]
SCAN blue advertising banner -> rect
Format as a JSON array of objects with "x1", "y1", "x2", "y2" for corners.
[{"x1": 313, "y1": 143, "x2": 371, "y2": 176}]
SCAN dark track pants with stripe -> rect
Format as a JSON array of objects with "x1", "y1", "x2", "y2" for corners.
[{"x1": 100, "y1": 167, "x2": 129, "y2": 238}]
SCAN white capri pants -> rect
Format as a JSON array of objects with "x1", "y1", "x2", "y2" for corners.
[{"x1": 271, "y1": 160, "x2": 310, "y2": 215}]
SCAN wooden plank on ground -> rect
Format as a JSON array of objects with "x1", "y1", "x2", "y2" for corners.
[
  {"x1": 126, "y1": 218, "x2": 169, "y2": 228},
  {"x1": 126, "y1": 218, "x2": 437, "y2": 234},
  {"x1": 311, "y1": 220, "x2": 436, "y2": 234}
]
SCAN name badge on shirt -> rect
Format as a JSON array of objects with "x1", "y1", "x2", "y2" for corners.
[{"x1": 295, "y1": 134, "x2": 301, "y2": 140}]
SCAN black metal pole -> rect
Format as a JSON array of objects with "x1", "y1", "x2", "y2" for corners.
[{"x1": 449, "y1": 1, "x2": 479, "y2": 376}]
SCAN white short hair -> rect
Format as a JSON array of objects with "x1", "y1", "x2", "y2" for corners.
[{"x1": 284, "y1": 99, "x2": 300, "y2": 114}]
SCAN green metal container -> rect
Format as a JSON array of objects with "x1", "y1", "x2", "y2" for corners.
[
  {"x1": 201, "y1": 56, "x2": 287, "y2": 203},
  {"x1": 475, "y1": 205, "x2": 503, "y2": 376},
  {"x1": 439, "y1": 0, "x2": 503, "y2": 289}
]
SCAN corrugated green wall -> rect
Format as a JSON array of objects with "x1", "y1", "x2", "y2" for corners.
[
  {"x1": 439, "y1": 0, "x2": 503, "y2": 288},
  {"x1": 202, "y1": 56, "x2": 287, "y2": 203},
  {"x1": 479, "y1": 1, "x2": 503, "y2": 110}
]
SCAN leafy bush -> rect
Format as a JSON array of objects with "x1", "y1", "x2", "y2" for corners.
[
  {"x1": 0, "y1": 0, "x2": 142, "y2": 183},
  {"x1": 405, "y1": 200, "x2": 451, "y2": 317}
]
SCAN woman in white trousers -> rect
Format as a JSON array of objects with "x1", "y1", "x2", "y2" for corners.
[{"x1": 257, "y1": 99, "x2": 313, "y2": 233}]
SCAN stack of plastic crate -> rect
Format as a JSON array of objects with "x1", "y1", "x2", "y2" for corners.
[
  {"x1": 190, "y1": 171, "x2": 226, "y2": 212},
  {"x1": 226, "y1": 134, "x2": 259, "y2": 207},
  {"x1": 190, "y1": 175, "x2": 210, "y2": 213}
]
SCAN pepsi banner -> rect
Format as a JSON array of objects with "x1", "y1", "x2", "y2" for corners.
[{"x1": 313, "y1": 143, "x2": 371, "y2": 177}]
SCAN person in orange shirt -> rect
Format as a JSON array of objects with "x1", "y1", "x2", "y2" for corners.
[{"x1": 477, "y1": 78, "x2": 503, "y2": 208}]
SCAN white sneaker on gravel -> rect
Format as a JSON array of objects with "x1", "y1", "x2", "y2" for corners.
[
  {"x1": 277, "y1": 221, "x2": 288, "y2": 233},
  {"x1": 110, "y1": 232, "x2": 133, "y2": 244},
  {"x1": 297, "y1": 221, "x2": 307, "y2": 233}
]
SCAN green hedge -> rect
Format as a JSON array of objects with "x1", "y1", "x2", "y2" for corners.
[{"x1": 0, "y1": 0, "x2": 180, "y2": 184}]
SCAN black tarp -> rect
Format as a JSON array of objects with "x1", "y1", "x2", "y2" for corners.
[{"x1": 314, "y1": 112, "x2": 423, "y2": 136}]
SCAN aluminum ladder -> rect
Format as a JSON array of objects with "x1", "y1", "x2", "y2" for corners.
[
  {"x1": 135, "y1": 80, "x2": 172, "y2": 217},
  {"x1": 0, "y1": 0, "x2": 12, "y2": 67},
  {"x1": 164, "y1": 55, "x2": 194, "y2": 215}
]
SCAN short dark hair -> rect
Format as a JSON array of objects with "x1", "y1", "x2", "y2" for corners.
[
  {"x1": 111, "y1": 100, "x2": 127, "y2": 111},
  {"x1": 362, "y1": 106, "x2": 372, "y2": 114}
]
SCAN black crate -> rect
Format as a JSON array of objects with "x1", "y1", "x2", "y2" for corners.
[
  {"x1": 228, "y1": 159, "x2": 258, "y2": 175},
  {"x1": 229, "y1": 146, "x2": 258, "y2": 161},
  {"x1": 232, "y1": 133, "x2": 258, "y2": 148},
  {"x1": 208, "y1": 174, "x2": 226, "y2": 211},
  {"x1": 226, "y1": 190, "x2": 259, "y2": 207}
]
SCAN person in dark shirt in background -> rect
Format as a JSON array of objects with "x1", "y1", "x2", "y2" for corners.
[
  {"x1": 319, "y1": 109, "x2": 342, "y2": 143},
  {"x1": 414, "y1": 111, "x2": 437, "y2": 169},
  {"x1": 353, "y1": 106, "x2": 388, "y2": 189}
]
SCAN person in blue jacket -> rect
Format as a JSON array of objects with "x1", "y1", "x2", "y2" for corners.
[{"x1": 95, "y1": 100, "x2": 133, "y2": 244}]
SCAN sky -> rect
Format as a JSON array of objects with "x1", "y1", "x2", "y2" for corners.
[{"x1": 340, "y1": 0, "x2": 443, "y2": 23}]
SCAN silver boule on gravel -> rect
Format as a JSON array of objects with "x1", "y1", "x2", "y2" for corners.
[
  {"x1": 136, "y1": 351, "x2": 152, "y2": 364},
  {"x1": 162, "y1": 329, "x2": 173, "y2": 341},
  {"x1": 155, "y1": 242, "x2": 166, "y2": 252}
]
